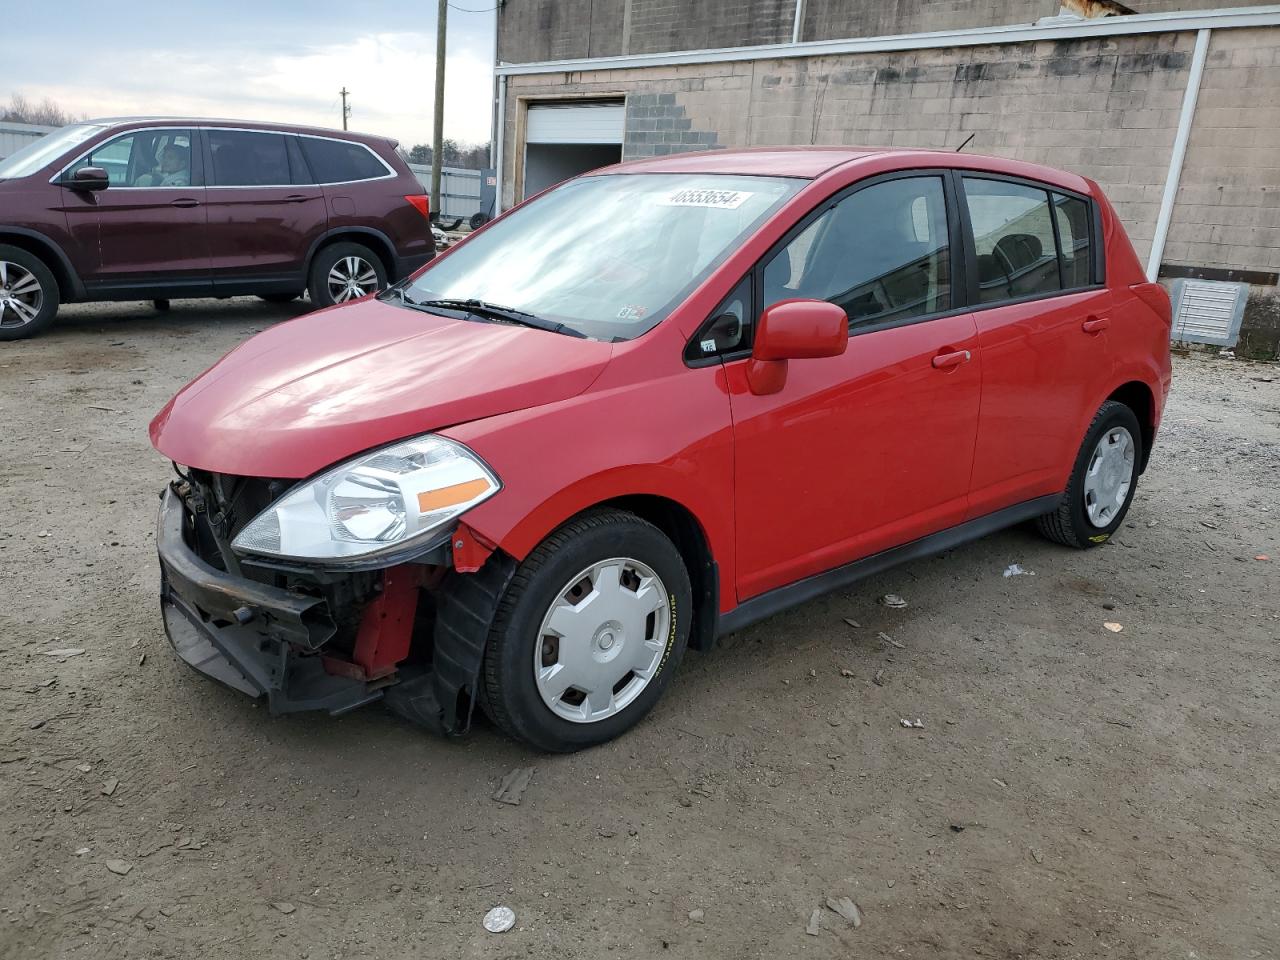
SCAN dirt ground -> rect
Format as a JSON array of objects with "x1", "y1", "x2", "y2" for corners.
[{"x1": 1, "y1": 299, "x2": 1277, "y2": 960}]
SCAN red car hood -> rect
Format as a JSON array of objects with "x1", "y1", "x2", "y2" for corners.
[{"x1": 150, "y1": 298, "x2": 614, "y2": 478}]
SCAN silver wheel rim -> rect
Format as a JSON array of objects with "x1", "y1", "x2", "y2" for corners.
[
  {"x1": 0, "y1": 261, "x2": 44, "y2": 329},
  {"x1": 1083, "y1": 426, "x2": 1135, "y2": 528},
  {"x1": 326, "y1": 255, "x2": 379, "y2": 303},
  {"x1": 533, "y1": 557, "x2": 671, "y2": 724}
]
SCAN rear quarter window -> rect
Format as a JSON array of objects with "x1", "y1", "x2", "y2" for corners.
[{"x1": 298, "y1": 138, "x2": 390, "y2": 184}]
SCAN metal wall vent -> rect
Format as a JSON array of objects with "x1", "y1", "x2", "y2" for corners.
[{"x1": 1169, "y1": 278, "x2": 1249, "y2": 347}]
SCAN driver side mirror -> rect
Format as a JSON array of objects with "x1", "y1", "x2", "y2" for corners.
[
  {"x1": 747, "y1": 298, "x2": 848, "y2": 395},
  {"x1": 65, "y1": 167, "x2": 109, "y2": 192}
]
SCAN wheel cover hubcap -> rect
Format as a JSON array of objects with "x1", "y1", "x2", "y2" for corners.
[
  {"x1": 534, "y1": 557, "x2": 671, "y2": 724},
  {"x1": 0, "y1": 260, "x2": 44, "y2": 329},
  {"x1": 327, "y1": 256, "x2": 379, "y2": 303},
  {"x1": 1083, "y1": 426, "x2": 1135, "y2": 528}
]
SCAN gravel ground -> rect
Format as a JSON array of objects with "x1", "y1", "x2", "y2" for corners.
[{"x1": 1, "y1": 299, "x2": 1278, "y2": 960}]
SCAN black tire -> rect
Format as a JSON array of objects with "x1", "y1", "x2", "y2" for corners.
[
  {"x1": 0, "y1": 244, "x2": 59, "y2": 341},
  {"x1": 481, "y1": 509, "x2": 692, "y2": 752},
  {"x1": 469, "y1": 212, "x2": 490, "y2": 230},
  {"x1": 306, "y1": 242, "x2": 387, "y2": 308},
  {"x1": 1036, "y1": 400, "x2": 1144, "y2": 548},
  {"x1": 259, "y1": 293, "x2": 299, "y2": 304}
]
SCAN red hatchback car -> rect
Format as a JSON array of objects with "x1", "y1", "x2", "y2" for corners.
[
  {"x1": 0, "y1": 118, "x2": 434, "y2": 339},
  {"x1": 150, "y1": 147, "x2": 1172, "y2": 752}
]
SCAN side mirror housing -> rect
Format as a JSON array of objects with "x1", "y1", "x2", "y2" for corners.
[
  {"x1": 747, "y1": 298, "x2": 848, "y2": 395},
  {"x1": 65, "y1": 167, "x2": 109, "y2": 192}
]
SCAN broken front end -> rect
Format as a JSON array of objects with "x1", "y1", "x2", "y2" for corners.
[{"x1": 156, "y1": 437, "x2": 511, "y2": 734}]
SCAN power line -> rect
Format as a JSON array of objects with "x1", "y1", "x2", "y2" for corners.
[{"x1": 448, "y1": 2, "x2": 498, "y2": 11}]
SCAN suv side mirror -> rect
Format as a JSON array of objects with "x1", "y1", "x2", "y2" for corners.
[
  {"x1": 65, "y1": 167, "x2": 110, "y2": 192},
  {"x1": 747, "y1": 298, "x2": 848, "y2": 395}
]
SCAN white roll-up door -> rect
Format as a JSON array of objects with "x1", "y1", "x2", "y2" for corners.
[{"x1": 526, "y1": 102, "x2": 625, "y2": 145}]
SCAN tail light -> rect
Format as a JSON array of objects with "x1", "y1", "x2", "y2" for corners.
[{"x1": 404, "y1": 195, "x2": 430, "y2": 219}]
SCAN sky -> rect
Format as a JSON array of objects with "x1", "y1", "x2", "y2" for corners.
[{"x1": 4, "y1": 0, "x2": 498, "y2": 147}]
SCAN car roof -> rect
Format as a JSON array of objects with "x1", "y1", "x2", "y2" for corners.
[
  {"x1": 83, "y1": 117, "x2": 393, "y2": 145},
  {"x1": 594, "y1": 146, "x2": 1094, "y2": 194}
]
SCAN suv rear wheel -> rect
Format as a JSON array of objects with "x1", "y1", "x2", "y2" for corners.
[
  {"x1": 308, "y1": 242, "x2": 387, "y2": 307},
  {"x1": 0, "y1": 245, "x2": 59, "y2": 341},
  {"x1": 481, "y1": 509, "x2": 692, "y2": 752}
]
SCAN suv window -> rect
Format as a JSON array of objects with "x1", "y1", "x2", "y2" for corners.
[
  {"x1": 963, "y1": 178, "x2": 1062, "y2": 304},
  {"x1": 208, "y1": 130, "x2": 291, "y2": 187},
  {"x1": 69, "y1": 129, "x2": 195, "y2": 188},
  {"x1": 298, "y1": 137, "x2": 389, "y2": 184},
  {"x1": 1053, "y1": 192, "x2": 1094, "y2": 289},
  {"x1": 763, "y1": 176, "x2": 952, "y2": 329}
]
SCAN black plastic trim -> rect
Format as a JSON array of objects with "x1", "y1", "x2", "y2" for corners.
[
  {"x1": 0, "y1": 225, "x2": 87, "y2": 298},
  {"x1": 716, "y1": 495, "x2": 1061, "y2": 637}
]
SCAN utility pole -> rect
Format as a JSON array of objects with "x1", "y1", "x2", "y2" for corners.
[
  {"x1": 430, "y1": 0, "x2": 447, "y2": 224},
  {"x1": 339, "y1": 87, "x2": 350, "y2": 130}
]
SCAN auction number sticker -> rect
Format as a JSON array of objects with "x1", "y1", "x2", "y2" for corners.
[{"x1": 661, "y1": 188, "x2": 753, "y2": 209}]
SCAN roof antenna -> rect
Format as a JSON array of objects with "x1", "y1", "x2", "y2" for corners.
[{"x1": 955, "y1": 133, "x2": 976, "y2": 153}]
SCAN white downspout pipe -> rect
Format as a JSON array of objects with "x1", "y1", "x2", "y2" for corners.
[
  {"x1": 1147, "y1": 27, "x2": 1210, "y2": 282},
  {"x1": 494, "y1": 73, "x2": 507, "y2": 215},
  {"x1": 791, "y1": 0, "x2": 806, "y2": 44}
]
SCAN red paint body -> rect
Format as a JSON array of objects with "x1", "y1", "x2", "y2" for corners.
[{"x1": 151, "y1": 148, "x2": 1171, "y2": 620}]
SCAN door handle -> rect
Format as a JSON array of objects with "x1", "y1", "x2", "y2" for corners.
[
  {"x1": 283, "y1": 194, "x2": 310, "y2": 203},
  {"x1": 1082, "y1": 316, "x2": 1110, "y2": 334},
  {"x1": 170, "y1": 198, "x2": 199, "y2": 208},
  {"x1": 932, "y1": 349, "x2": 972, "y2": 370}
]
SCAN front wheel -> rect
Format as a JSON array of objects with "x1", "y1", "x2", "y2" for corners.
[
  {"x1": 307, "y1": 242, "x2": 387, "y2": 308},
  {"x1": 481, "y1": 509, "x2": 691, "y2": 752},
  {"x1": 1036, "y1": 400, "x2": 1143, "y2": 548},
  {"x1": 0, "y1": 245, "x2": 60, "y2": 341}
]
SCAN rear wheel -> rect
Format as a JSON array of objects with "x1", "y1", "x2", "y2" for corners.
[
  {"x1": 481, "y1": 509, "x2": 691, "y2": 752},
  {"x1": 0, "y1": 245, "x2": 59, "y2": 341},
  {"x1": 1036, "y1": 400, "x2": 1143, "y2": 548},
  {"x1": 307, "y1": 242, "x2": 386, "y2": 308}
]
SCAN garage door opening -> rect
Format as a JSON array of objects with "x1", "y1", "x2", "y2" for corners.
[{"x1": 523, "y1": 100, "x2": 624, "y2": 198}]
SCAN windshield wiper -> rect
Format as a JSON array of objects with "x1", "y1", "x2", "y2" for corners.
[{"x1": 406, "y1": 298, "x2": 587, "y2": 338}]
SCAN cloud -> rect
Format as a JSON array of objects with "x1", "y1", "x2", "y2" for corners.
[{"x1": 11, "y1": 29, "x2": 495, "y2": 146}]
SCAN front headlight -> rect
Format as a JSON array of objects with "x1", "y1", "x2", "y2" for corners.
[{"x1": 232, "y1": 435, "x2": 499, "y2": 566}]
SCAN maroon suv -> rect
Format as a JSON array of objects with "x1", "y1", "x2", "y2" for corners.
[{"x1": 0, "y1": 118, "x2": 435, "y2": 339}]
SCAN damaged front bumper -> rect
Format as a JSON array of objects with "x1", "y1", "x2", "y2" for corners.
[{"x1": 157, "y1": 485, "x2": 391, "y2": 717}]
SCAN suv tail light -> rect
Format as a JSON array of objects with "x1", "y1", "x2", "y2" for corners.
[{"x1": 404, "y1": 195, "x2": 430, "y2": 219}]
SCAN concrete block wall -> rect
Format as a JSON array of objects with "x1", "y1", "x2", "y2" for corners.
[{"x1": 801, "y1": 0, "x2": 1058, "y2": 42}]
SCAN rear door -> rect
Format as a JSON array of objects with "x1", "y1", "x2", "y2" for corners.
[
  {"x1": 61, "y1": 127, "x2": 211, "y2": 297},
  {"x1": 958, "y1": 176, "x2": 1115, "y2": 517},
  {"x1": 724, "y1": 173, "x2": 982, "y2": 601},
  {"x1": 202, "y1": 128, "x2": 326, "y2": 291}
]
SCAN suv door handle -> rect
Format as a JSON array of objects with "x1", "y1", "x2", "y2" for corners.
[
  {"x1": 283, "y1": 194, "x2": 310, "y2": 203},
  {"x1": 932, "y1": 349, "x2": 972, "y2": 370},
  {"x1": 1082, "y1": 316, "x2": 1110, "y2": 333},
  {"x1": 170, "y1": 198, "x2": 199, "y2": 208}
]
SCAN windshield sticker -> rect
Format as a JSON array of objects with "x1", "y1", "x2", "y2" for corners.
[
  {"x1": 616, "y1": 304, "x2": 648, "y2": 322},
  {"x1": 661, "y1": 188, "x2": 753, "y2": 210}
]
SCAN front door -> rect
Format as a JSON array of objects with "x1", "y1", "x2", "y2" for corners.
[
  {"x1": 726, "y1": 174, "x2": 982, "y2": 602},
  {"x1": 62, "y1": 127, "x2": 210, "y2": 296}
]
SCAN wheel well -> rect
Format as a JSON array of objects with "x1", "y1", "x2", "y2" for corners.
[
  {"x1": 1107, "y1": 381, "x2": 1155, "y2": 472},
  {"x1": 0, "y1": 232, "x2": 75, "y2": 301},
  {"x1": 601, "y1": 495, "x2": 718, "y2": 652},
  {"x1": 312, "y1": 232, "x2": 395, "y2": 282}
]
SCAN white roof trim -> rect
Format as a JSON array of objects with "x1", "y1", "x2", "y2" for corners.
[{"x1": 495, "y1": 4, "x2": 1280, "y2": 76}]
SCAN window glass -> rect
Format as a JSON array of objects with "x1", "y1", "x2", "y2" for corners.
[
  {"x1": 400, "y1": 173, "x2": 800, "y2": 341},
  {"x1": 687, "y1": 278, "x2": 751, "y2": 362},
  {"x1": 298, "y1": 137, "x2": 388, "y2": 183},
  {"x1": 68, "y1": 129, "x2": 194, "y2": 187},
  {"x1": 286, "y1": 136, "x2": 315, "y2": 185},
  {"x1": 1053, "y1": 193, "x2": 1093, "y2": 288},
  {"x1": 0, "y1": 123, "x2": 110, "y2": 180},
  {"x1": 963, "y1": 178, "x2": 1061, "y2": 304},
  {"x1": 763, "y1": 176, "x2": 951, "y2": 328},
  {"x1": 209, "y1": 130, "x2": 290, "y2": 186}
]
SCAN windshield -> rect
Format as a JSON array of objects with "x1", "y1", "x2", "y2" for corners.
[
  {"x1": 0, "y1": 123, "x2": 111, "y2": 180},
  {"x1": 396, "y1": 173, "x2": 802, "y2": 340}
]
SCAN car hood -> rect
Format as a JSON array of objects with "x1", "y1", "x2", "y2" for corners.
[{"x1": 150, "y1": 298, "x2": 614, "y2": 478}]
